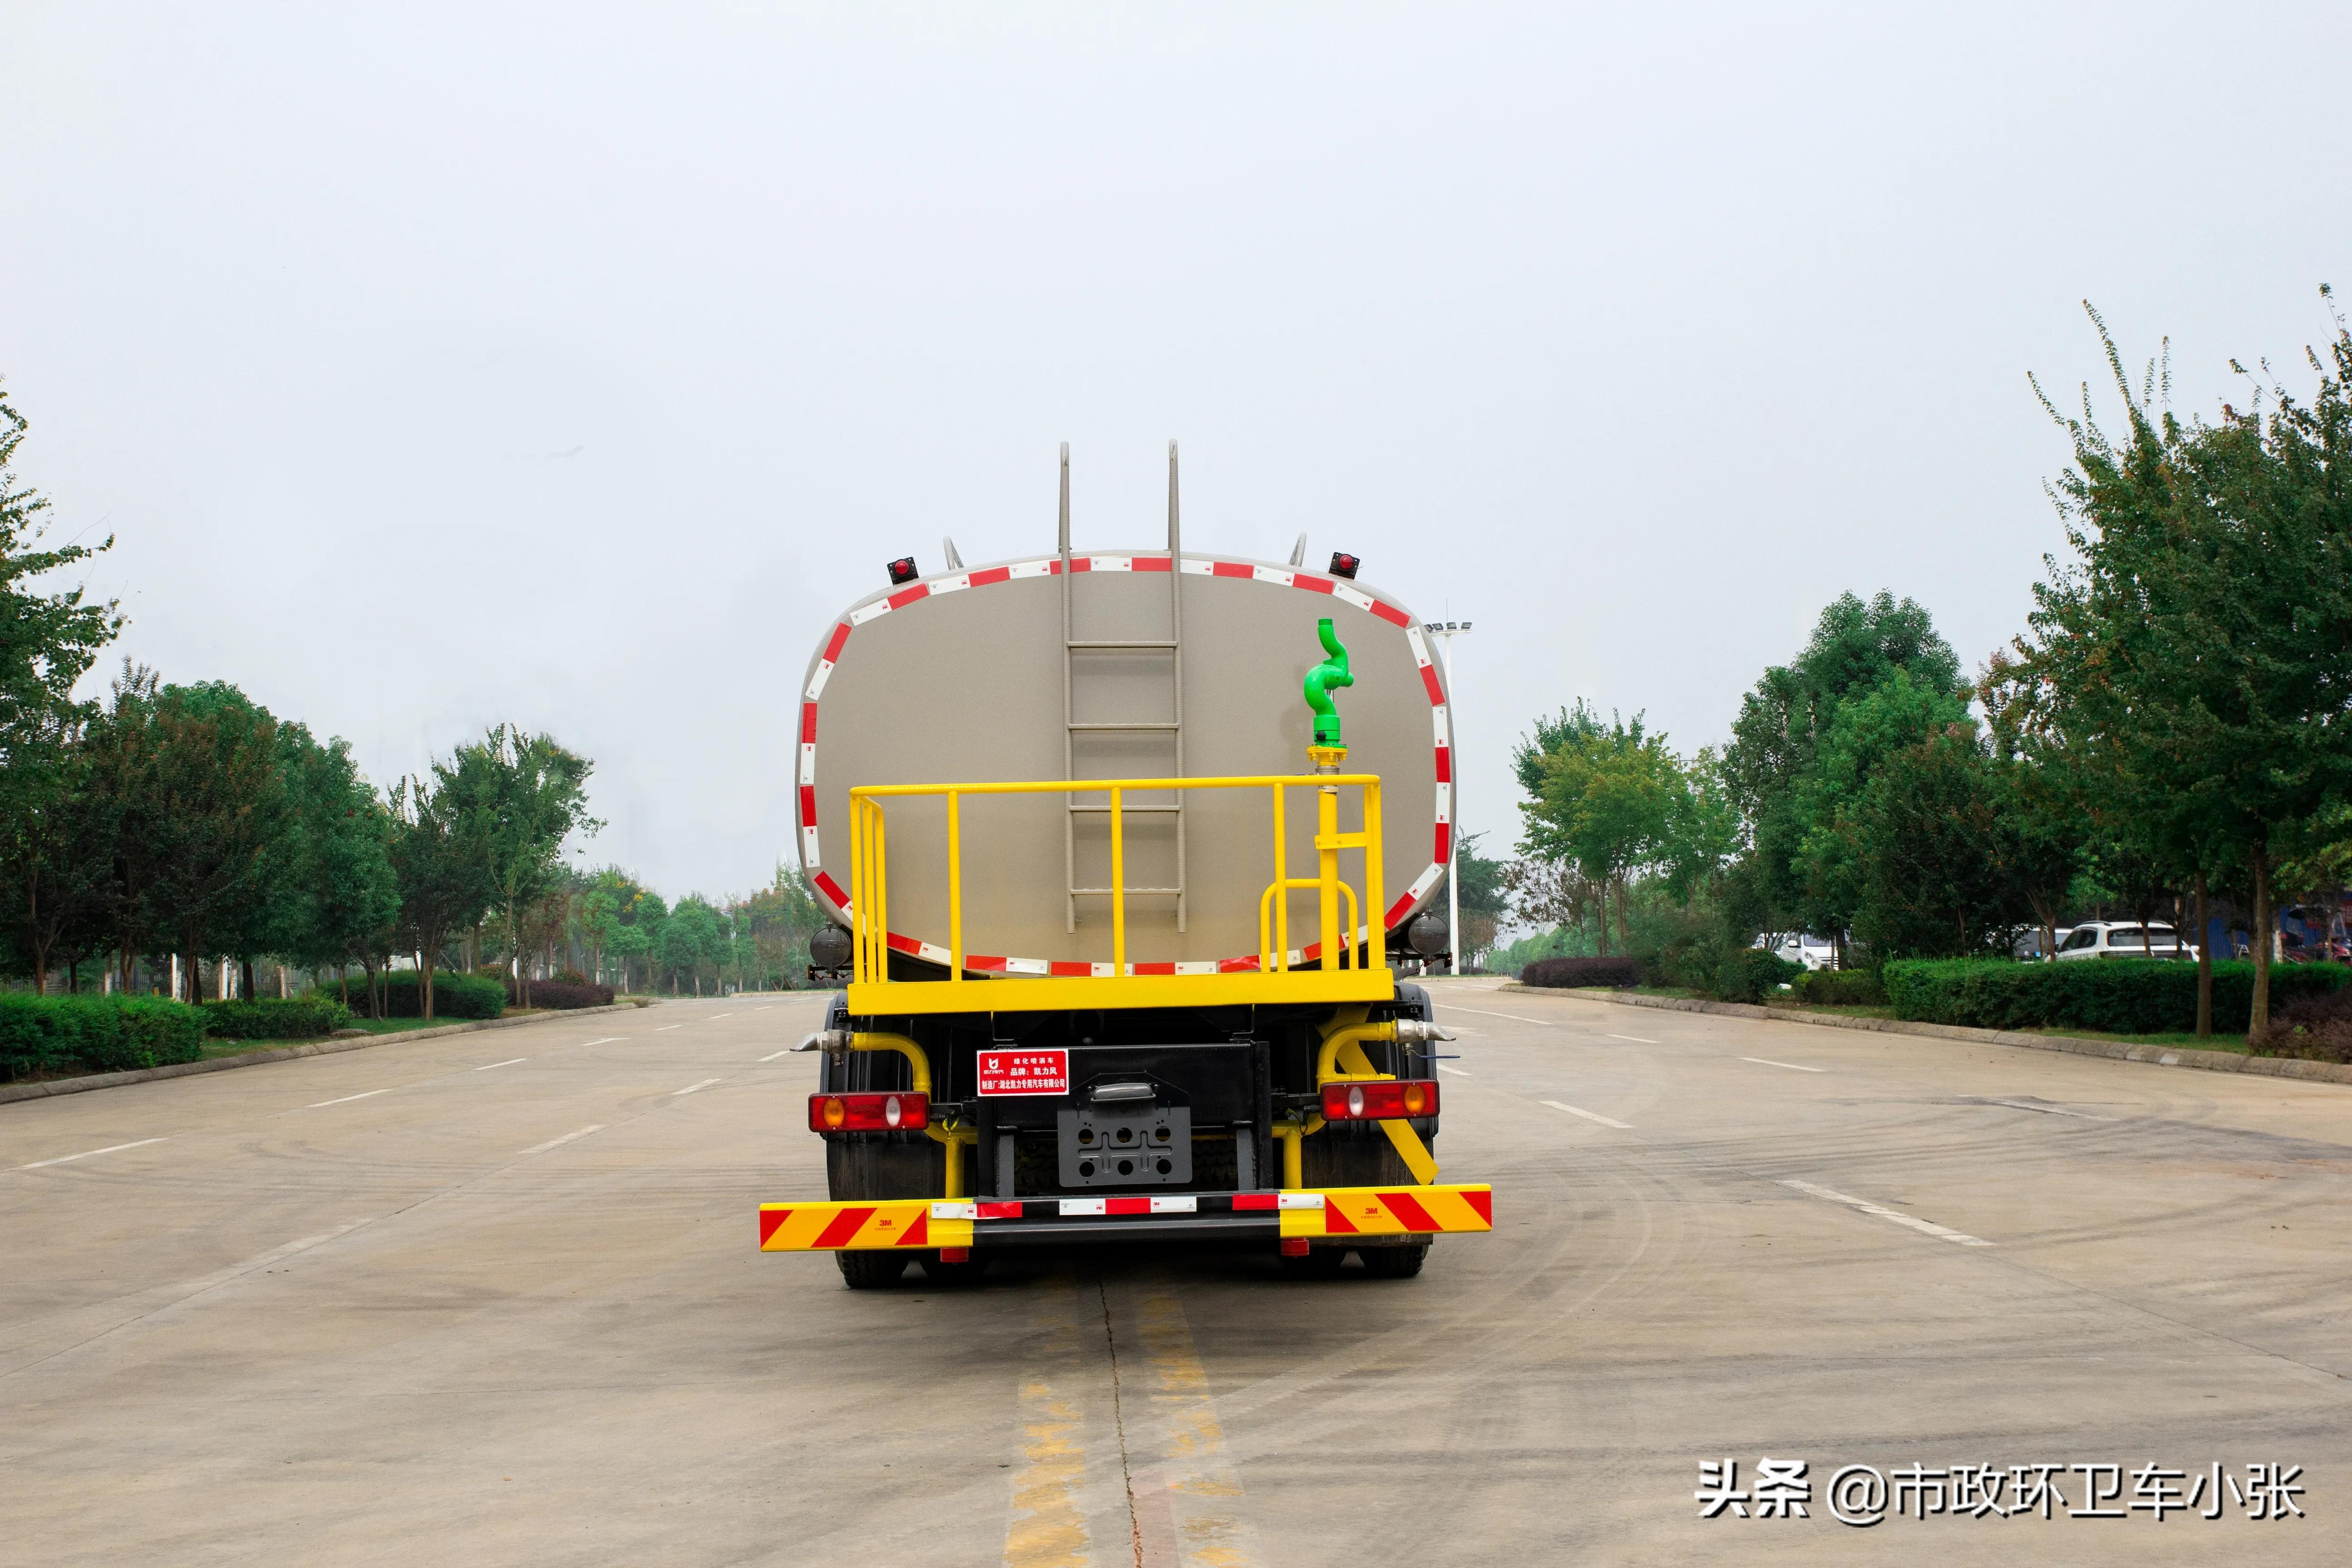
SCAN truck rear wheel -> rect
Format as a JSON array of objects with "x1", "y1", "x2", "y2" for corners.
[
  {"x1": 1358, "y1": 1242, "x2": 1429, "y2": 1279},
  {"x1": 836, "y1": 1251, "x2": 907, "y2": 1289}
]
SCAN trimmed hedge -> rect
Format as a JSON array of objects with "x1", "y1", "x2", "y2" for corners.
[
  {"x1": 358, "y1": 972, "x2": 506, "y2": 1020},
  {"x1": 0, "y1": 994, "x2": 208, "y2": 1081},
  {"x1": 1520, "y1": 956, "x2": 1641, "y2": 989},
  {"x1": 1883, "y1": 958, "x2": 2352, "y2": 1034},
  {"x1": 201, "y1": 997, "x2": 353, "y2": 1040},
  {"x1": 501, "y1": 976, "x2": 615, "y2": 1010},
  {"x1": 1793, "y1": 969, "x2": 1886, "y2": 1009}
]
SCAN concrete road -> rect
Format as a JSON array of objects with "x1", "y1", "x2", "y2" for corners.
[{"x1": 3, "y1": 983, "x2": 2347, "y2": 1565}]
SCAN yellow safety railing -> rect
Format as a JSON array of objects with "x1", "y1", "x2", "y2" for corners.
[{"x1": 844, "y1": 772, "x2": 1385, "y2": 1002}]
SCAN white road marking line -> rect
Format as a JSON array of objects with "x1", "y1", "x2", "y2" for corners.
[
  {"x1": 15, "y1": 1137, "x2": 168, "y2": 1171},
  {"x1": 710, "y1": 1012, "x2": 734, "y2": 1019},
  {"x1": 1780, "y1": 1179, "x2": 1993, "y2": 1247},
  {"x1": 520, "y1": 1124, "x2": 605, "y2": 1156},
  {"x1": 1742, "y1": 1056, "x2": 1824, "y2": 1073},
  {"x1": 1607, "y1": 1033, "x2": 1659, "y2": 1044},
  {"x1": 1435, "y1": 1063, "x2": 1471, "y2": 1077},
  {"x1": 1440, "y1": 1004, "x2": 1558, "y2": 1026},
  {"x1": 474, "y1": 1058, "x2": 527, "y2": 1071},
  {"x1": 754, "y1": 1006, "x2": 773, "y2": 1011},
  {"x1": 757, "y1": 1049, "x2": 793, "y2": 1062},
  {"x1": 308, "y1": 1088, "x2": 396, "y2": 1107},
  {"x1": 1542, "y1": 1099, "x2": 1631, "y2": 1129},
  {"x1": 656, "y1": 1024, "x2": 684, "y2": 1031},
  {"x1": 673, "y1": 1078, "x2": 723, "y2": 1096},
  {"x1": 578, "y1": 1036, "x2": 622, "y2": 1047},
  {"x1": 1987, "y1": 1098, "x2": 2115, "y2": 1122}
]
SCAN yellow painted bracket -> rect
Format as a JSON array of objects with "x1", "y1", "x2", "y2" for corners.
[
  {"x1": 1279, "y1": 1185, "x2": 1492, "y2": 1238},
  {"x1": 1319, "y1": 1022, "x2": 1440, "y2": 1186}
]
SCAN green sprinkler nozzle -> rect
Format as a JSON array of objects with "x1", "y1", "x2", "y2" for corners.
[{"x1": 1303, "y1": 617, "x2": 1353, "y2": 747}]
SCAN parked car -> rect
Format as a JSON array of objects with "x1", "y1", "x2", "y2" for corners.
[
  {"x1": 2054, "y1": 921, "x2": 2195, "y2": 960},
  {"x1": 2014, "y1": 926, "x2": 2073, "y2": 961},
  {"x1": 1762, "y1": 933, "x2": 1838, "y2": 970}
]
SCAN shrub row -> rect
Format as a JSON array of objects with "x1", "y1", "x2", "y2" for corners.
[
  {"x1": 1883, "y1": 958, "x2": 2352, "y2": 1034},
  {"x1": 1793, "y1": 969, "x2": 1886, "y2": 1009},
  {"x1": 500, "y1": 976, "x2": 615, "y2": 1010},
  {"x1": 0, "y1": 994, "x2": 208, "y2": 1081},
  {"x1": 2253, "y1": 985, "x2": 2352, "y2": 1063},
  {"x1": 201, "y1": 997, "x2": 353, "y2": 1040},
  {"x1": 352, "y1": 971, "x2": 506, "y2": 1020},
  {"x1": 1519, "y1": 956, "x2": 1642, "y2": 989}
]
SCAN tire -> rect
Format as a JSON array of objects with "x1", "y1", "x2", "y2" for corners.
[
  {"x1": 1358, "y1": 1242, "x2": 1429, "y2": 1279},
  {"x1": 836, "y1": 1250, "x2": 907, "y2": 1290},
  {"x1": 920, "y1": 1253, "x2": 989, "y2": 1286}
]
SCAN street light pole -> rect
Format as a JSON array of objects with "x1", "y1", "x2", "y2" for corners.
[{"x1": 1423, "y1": 620, "x2": 1472, "y2": 975}]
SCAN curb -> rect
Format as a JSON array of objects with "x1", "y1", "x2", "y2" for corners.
[
  {"x1": 1497, "y1": 984, "x2": 2352, "y2": 1089},
  {"x1": 0, "y1": 1001, "x2": 656, "y2": 1107}
]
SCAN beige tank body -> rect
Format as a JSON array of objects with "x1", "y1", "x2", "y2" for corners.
[{"x1": 796, "y1": 550, "x2": 1453, "y2": 970}]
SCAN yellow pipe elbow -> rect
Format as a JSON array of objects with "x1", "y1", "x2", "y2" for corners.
[{"x1": 849, "y1": 1032, "x2": 931, "y2": 1097}]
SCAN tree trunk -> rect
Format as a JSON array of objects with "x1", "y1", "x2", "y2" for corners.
[
  {"x1": 1593, "y1": 880, "x2": 1610, "y2": 956},
  {"x1": 338, "y1": 963, "x2": 349, "y2": 1007},
  {"x1": 1614, "y1": 877, "x2": 1632, "y2": 953},
  {"x1": 2249, "y1": 842, "x2": 2272, "y2": 1038},
  {"x1": 2194, "y1": 871, "x2": 2212, "y2": 1040},
  {"x1": 242, "y1": 958, "x2": 258, "y2": 1000},
  {"x1": 421, "y1": 946, "x2": 436, "y2": 1022}
]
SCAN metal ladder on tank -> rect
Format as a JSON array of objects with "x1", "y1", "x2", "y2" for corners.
[{"x1": 1062, "y1": 441, "x2": 1187, "y2": 936}]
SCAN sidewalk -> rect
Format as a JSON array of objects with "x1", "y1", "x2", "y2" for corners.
[
  {"x1": 0, "y1": 1000, "x2": 653, "y2": 1106},
  {"x1": 1497, "y1": 983, "x2": 2352, "y2": 1088}
]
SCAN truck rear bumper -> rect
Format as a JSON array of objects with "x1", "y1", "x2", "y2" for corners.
[{"x1": 757, "y1": 1186, "x2": 1493, "y2": 1252}]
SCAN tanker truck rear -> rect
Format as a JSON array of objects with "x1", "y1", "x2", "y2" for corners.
[{"x1": 759, "y1": 447, "x2": 1492, "y2": 1286}]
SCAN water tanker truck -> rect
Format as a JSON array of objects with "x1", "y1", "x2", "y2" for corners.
[{"x1": 760, "y1": 446, "x2": 1492, "y2": 1286}]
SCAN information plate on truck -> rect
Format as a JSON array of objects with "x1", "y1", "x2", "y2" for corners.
[{"x1": 978, "y1": 1049, "x2": 1069, "y2": 1096}]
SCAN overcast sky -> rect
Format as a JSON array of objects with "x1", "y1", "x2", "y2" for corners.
[{"x1": 5, "y1": 2, "x2": 2348, "y2": 902}]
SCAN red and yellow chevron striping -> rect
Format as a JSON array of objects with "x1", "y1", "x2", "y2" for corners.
[
  {"x1": 759, "y1": 1200, "x2": 975, "y2": 1252},
  {"x1": 1280, "y1": 1185, "x2": 1493, "y2": 1239},
  {"x1": 756, "y1": 1186, "x2": 1492, "y2": 1252}
]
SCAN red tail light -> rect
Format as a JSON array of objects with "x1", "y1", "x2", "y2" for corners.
[
  {"x1": 1320, "y1": 1080, "x2": 1438, "y2": 1120},
  {"x1": 808, "y1": 1091, "x2": 929, "y2": 1132}
]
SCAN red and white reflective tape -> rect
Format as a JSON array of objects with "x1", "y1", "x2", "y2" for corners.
[{"x1": 796, "y1": 552, "x2": 1451, "y2": 970}]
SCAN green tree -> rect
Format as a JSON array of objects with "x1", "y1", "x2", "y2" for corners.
[
  {"x1": 442, "y1": 725, "x2": 602, "y2": 1009},
  {"x1": 659, "y1": 895, "x2": 725, "y2": 994},
  {"x1": 279, "y1": 730, "x2": 400, "y2": 1004},
  {"x1": 1848, "y1": 726, "x2": 2034, "y2": 958},
  {"x1": 1788, "y1": 669, "x2": 1970, "y2": 948},
  {"x1": 387, "y1": 774, "x2": 494, "y2": 1020},
  {"x1": 0, "y1": 380, "x2": 122, "y2": 992},
  {"x1": 1517, "y1": 702, "x2": 1712, "y2": 955},
  {"x1": 2009, "y1": 297, "x2": 2352, "y2": 1031},
  {"x1": 102, "y1": 681, "x2": 298, "y2": 1002},
  {"x1": 1719, "y1": 593, "x2": 1960, "y2": 939}
]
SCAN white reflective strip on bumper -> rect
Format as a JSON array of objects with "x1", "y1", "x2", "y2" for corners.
[
  {"x1": 931, "y1": 1201, "x2": 977, "y2": 1220},
  {"x1": 1277, "y1": 1193, "x2": 1326, "y2": 1210},
  {"x1": 1058, "y1": 1198, "x2": 1107, "y2": 1216},
  {"x1": 1150, "y1": 1196, "x2": 1198, "y2": 1214}
]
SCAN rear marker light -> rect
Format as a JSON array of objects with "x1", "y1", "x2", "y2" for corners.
[
  {"x1": 808, "y1": 1091, "x2": 930, "y2": 1132},
  {"x1": 1319, "y1": 1080, "x2": 1440, "y2": 1121},
  {"x1": 1328, "y1": 551, "x2": 1361, "y2": 579},
  {"x1": 886, "y1": 556, "x2": 919, "y2": 585},
  {"x1": 1280, "y1": 1238, "x2": 1312, "y2": 1257}
]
